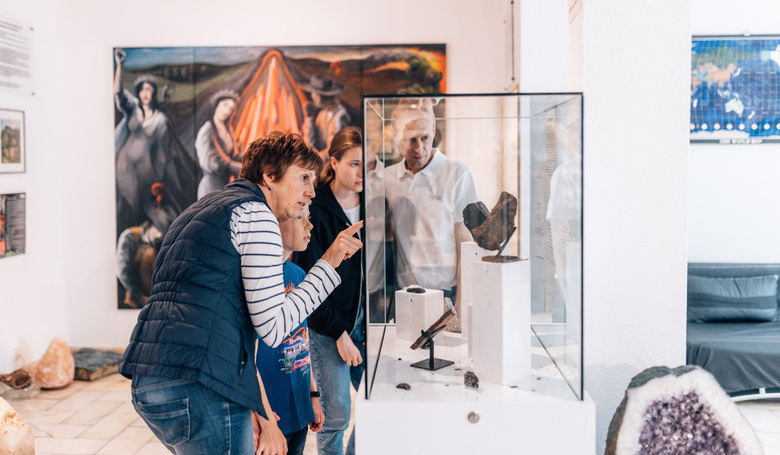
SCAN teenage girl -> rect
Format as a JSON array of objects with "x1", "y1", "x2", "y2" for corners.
[{"x1": 292, "y1": 126, "x2": 364, "y2": 455}]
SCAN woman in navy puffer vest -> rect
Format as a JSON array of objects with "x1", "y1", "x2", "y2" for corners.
[{"x1": 120, "y1": 131, "x2": 363, "y2": 455}]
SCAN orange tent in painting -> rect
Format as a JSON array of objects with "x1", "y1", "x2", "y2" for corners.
[{"x1": 233, "y1": 49, "x2": 309, "y2": 146}]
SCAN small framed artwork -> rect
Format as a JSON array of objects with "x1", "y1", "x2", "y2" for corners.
[
  {"x1": 691, "y1": 35, "x2": 780, "y2": 144},
  {"x1": 0, "y1": 192, "x2": 26, "y2": 259},
  {"x1": 0, "y1": 108, "x2": 25, "y2": 173}
]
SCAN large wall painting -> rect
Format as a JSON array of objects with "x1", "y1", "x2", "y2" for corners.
[{"x1": 113, "y1": 44, "x2": 446, "y2": 309}]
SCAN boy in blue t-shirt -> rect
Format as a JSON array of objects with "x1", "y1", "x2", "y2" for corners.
[{"x1": 256, "y1": 205, "x2": 324, "y2": 455}]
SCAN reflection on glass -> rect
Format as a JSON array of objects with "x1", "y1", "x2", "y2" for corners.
[{"x1": 363, "y1": 94, "x2": 583, "y2": 401}]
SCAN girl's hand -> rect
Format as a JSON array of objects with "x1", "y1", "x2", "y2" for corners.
[{"x1": 336, "y1": 331, "x2": 363, "y2": 367}]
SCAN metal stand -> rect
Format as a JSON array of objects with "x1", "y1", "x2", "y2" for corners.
[{"x1": 410, "y1": 329, "x2": 454, "y2": 371}]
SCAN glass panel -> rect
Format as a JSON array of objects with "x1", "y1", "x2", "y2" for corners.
[
  {"x1": 528, "y1": 94, "x2": 583, "y2": 399},
  {"x1": 362, "y1": 93, "x2": 583, "y2": 401}
]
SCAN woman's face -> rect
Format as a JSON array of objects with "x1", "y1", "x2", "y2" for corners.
[
  {"x1": 278, "y1": 205, "x2": 313, "y2": 255},
  {"x1": 214, "y1": 98, "x2": 237, "y2": 123},
  {"x1": 331, "y1": 146, "x2": 363, "y2": 193},
  {"x1": 267, "y1": 162, "x2": 316, "y2": 219},
  {"x1": 139, "y1": 83, "x2": 155, "y2": 106}
]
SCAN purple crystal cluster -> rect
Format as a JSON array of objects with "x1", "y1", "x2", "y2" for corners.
[{"x1": 637, "y1": 391, "x2": 740, "y2": 455}]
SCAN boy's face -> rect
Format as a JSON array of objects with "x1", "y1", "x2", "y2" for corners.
[{"x1": 279, "y1": 205, "x2": 313, "y2": 253}]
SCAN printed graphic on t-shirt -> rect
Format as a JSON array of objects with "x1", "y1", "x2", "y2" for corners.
[
  {"x1": 277, "y1": 282, "x2": 310, "y2": 374},
  {"x1": 279, "y1": 324, "x2": 310, "y2": 374}
]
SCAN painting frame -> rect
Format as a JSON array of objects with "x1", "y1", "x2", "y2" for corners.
[
  {"x1": 691, "y1": 35, "x2": 780, "y2": 144},
  {"x1": 0, "y1": 108, "x2": 26, "y2": 173}
]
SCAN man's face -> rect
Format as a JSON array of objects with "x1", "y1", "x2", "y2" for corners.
[{"x1": 399, "y1": 117, "x2": 435, "y2": 174}]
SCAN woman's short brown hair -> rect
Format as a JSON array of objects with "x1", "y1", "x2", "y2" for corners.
[{"x1": 240, "y1": 131, "x2": 322, "y2": 185}]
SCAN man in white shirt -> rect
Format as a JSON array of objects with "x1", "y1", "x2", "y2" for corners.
[{"x1": 383, "y1": 100, "x2": 479, "y2": 316}]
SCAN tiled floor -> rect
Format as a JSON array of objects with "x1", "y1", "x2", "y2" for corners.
[
  {"x1": 736, "y1": 399, "x2": 780, "y2": 455},
  {"x1": 3, "y1": 374, "x2": 344, "y2": 455},
  {"x1": 4, "y1": 374, "x2": 780, "y2": 454}
]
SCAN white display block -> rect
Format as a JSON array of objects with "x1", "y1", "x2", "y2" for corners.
[
  {"x1": 459, "y1": 241, "x2": 491, "y2": 344},
  {"x1": 471, "y1": 259, "x2": 531, "y2": 385},
  {"x1": 357, "y1": 326, "x2": 596, "y2": 455},
  {"x1": 357, "y1": 394, "x2": 595, "y2": 455},
  {"x1": 395, "y1": 288, "x2": 444, "y2": 342}
]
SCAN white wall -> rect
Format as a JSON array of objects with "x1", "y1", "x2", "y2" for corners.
[
  {"x1": 0, "y1": 2, "x2": 69, "y2": 372},
  {"x1": 517, "y1": 2, "x2": 691, "y2": 452},
  {"x1": 518, "y1": 0, "x2": 570, "y2": 92},
  {"x1": 1, "y1": 3, "x2": 698, "y2": 454},
  {"x1": 0, "y1": 0, "x2": 514, "y2": 367},
  {"x1": 689, "y1": 0, "x2": 780, "y2": 262},
  {"x1": 579, "y1": 1, "x2": 691, "y2": 452}
]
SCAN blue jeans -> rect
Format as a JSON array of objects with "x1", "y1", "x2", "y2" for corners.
[
  {"x1": 285, "y1": 426, "x2": 308, "y2": 455},
  {"x1": 309, "y1": 323, "x2": 364, "y2": 455},
  {"x1": 131, "y1": 376, "x2": 255, "y2": 454}
]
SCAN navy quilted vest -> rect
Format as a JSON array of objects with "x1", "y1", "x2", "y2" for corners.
[{"x1": 120, "y1": 179, "x2": 268, "y2": 414}]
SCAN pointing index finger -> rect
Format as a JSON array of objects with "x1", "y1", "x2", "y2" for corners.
[{"x1": 343, "y1": 220, "x2": 364, "y2": 236}]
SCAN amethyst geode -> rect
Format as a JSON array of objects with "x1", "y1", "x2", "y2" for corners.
[{"x1": 605, "y1": 365, "x2": 763, "y2": 455}]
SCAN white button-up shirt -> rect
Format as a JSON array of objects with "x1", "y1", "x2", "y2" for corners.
[{"x1": 383, "y1": 150, "x2": 479, "y2": 290}]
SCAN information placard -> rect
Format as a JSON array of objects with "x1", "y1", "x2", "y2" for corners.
[{"x1": 0, "y1": 16, "x2": 34, "y2": 95}]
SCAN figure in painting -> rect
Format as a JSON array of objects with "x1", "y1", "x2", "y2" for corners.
[
  {"x1": 301, "y1": 75, "x2": 350, "y2": 156},
  {"x1": 196, "y1": 89, "x2": 243, "y2": 199},
  {"x1": 113, "y1": 48, "x2": 183, "y2": 235},
  {"x1": 115, "y1": 221, "x2": 163, "y2": 309}
]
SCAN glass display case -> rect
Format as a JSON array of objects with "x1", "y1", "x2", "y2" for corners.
[
  {"x1": 363, "y1": 92, "x2": 583, "y2": 399},
  {"x1": 358, "y1": 93, "x2": 589, "y2": 454},
  {"x1": 356, "y1": 93, "x2": 595, "y2": 454}
]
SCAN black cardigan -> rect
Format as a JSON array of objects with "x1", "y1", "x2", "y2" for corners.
[{"x1": 292, "y1": 183, "x2": 364, "y2": 340}]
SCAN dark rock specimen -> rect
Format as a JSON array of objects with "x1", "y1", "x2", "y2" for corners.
[
  {"x1": 73, "y1": 348, "x2": 123, "y2": 381},
  {"x1": 605, "y1": 365, "x2": 762, "y2": 455},
  {"x1": 396, "y1": 383, "x2": 411, "y2": 390},
  {"x1": 464, "y1": 371, "x2": 479, "y2": 389},
  {"x1": 0, "y1": 369, "x2": 31, "y2": 389},
  {"x1": 465, "y1": 192, "x2": 518, "y2": 252},
  {"x1": 463, "y1": 201, "x2": 489, "y2": 232}
]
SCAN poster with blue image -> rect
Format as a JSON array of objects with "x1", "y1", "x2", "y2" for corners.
[{"x1": 691, "y1": 36, "x2": 780, "y2": 143}]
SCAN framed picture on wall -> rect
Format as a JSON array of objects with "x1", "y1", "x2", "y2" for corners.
[
  {"x1": 691, "y1": 35, "x2": 780, "y2": 144},
  {"x1": 0, "y1": 192, "x2": 26, "y2": 259},
  {"x1": 0, "y1": 108, "x2": 25, "y2": 172}
]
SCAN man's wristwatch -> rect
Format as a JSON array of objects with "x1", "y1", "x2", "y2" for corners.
[{"x1": 310, "y1": 390, "x2": 321, "y2": 398}]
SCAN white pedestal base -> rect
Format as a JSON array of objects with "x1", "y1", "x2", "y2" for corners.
[
  {"x1": 395, "y1": 288, "x2": 444, "y2": 343},
  {"x1": 459, "y1": 241, "x2": 491, "y2": 347},
  {"x1": 357, "y1": 327, "x2": 595, "y2": 455},
  {"x1": 472, "y1": 259, "x2": 531, "y2": 385},
  {"x1": 357, "y1": 394, "x2": 595, "y2": 455}
]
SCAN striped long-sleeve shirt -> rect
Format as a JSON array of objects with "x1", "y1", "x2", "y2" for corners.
[{"x1": 230, "y1": 201, "x2": 340, "y2": 348}]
